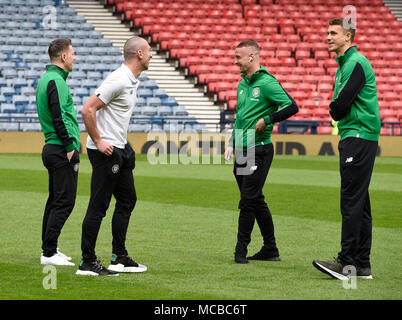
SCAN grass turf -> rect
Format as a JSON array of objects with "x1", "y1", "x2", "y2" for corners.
[{"x1": 0, "y1": 153, "x2": 401, "y2": 300}]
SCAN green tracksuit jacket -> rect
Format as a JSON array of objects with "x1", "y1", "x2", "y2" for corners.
[
  {"x1": 231, "y1": 66, "x2": 298, "y2": 149},
  {"x1": 330, "y1": 46, "x2": 381, "y2": 142},
  {"x1": 36, "y1": 65, "x2": 80, "y2": 152}
]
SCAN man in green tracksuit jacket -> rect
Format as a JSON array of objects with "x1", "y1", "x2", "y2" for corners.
[
  {"x1": 36, "y1": 38, "x2": 80, "y2": 266},
  {"x1": 224, "y1": 40, "x2": 298, "y2": 264},
  {"x1": 313, "y1": 18, "x2": 381, "y2": 280}
]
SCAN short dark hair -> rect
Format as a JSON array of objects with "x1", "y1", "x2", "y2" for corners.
[
  {"x1": 329, "y1": 18, "x2": 356, "y2": 43},
  {"x1": 236, "y1": 39, "x2": 260, "y2": 54},
  {"x1": 48, "y1": 38, "x2": 72, "y2": 61}
]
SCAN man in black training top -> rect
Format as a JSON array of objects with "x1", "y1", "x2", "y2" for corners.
[
  {"x1": 36, "y1": 39, "x2": 80, "y2": 266},
  {"x1": 313, "y1": 18, "x2": 380, "y2": 280}
]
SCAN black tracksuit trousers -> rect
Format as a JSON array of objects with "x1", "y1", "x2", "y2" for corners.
[
  {"x1": 233, "y1": 143, "x2": 279, "y2": 256},
  {"x1": 81, "y1": 143, "x2": 137, "y2": 262},
  {"x1": 338, "y1": 137, "x2": 378, "y2": 268},
  {"x1": 41, "y1": 144, "x2": 79, "y2": 257}
]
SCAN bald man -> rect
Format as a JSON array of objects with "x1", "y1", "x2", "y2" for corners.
[{"x1": 76, "y1": 37, "x2": 152, "y2": 276}]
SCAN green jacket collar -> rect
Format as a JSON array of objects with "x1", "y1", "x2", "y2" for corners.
[
  {"x1": 46, "y1": 64, "x2": 69, "y2": 80},
  {"x1": 335, "y1": 46, "x2": 357, "y2": 67},
  {"x1": 241, "y1": 65, "x2": 269, "y2": 84}
]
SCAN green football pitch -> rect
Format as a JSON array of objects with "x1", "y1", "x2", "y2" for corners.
[{"x1": 0, "y1": 153, "x2": 401, "y2": 300}]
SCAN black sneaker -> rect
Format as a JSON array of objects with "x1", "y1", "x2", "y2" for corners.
[
  {"x1": 234, "y1": 253, "x2": 249, "y2": 264},
  {"x1": 108, "y1": 254, "x2": 147, "y2": 273},
  {"x1": 75, "y1": 259, "x2": 119, "y2": 276},
  {"x1": 247, "y1": 247, "x2": 280, "y2": 261},
  {"x1": 356, "y1": 266, "x2": 373, "y2": 279},
  {"x1": 312, "y1": 257, "x2": 349, "y2": 280}
]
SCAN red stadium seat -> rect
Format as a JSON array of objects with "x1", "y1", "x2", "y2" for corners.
[
  {"x1": 381, "y1": 109, "x2": 396, "y2": 120},
  {"x1": 317, "y1": 126, "x2": 333, "y2": 135},
  {"x1": 298, "y1": 83, "x2": 316, "y2": 93},
  {"x1": 303, "y1": 74, "x2": 319, "y2": 84},
  {"x1": 315, "y1": 50, "x2": 329, "y2": 60},
  {"x1": 276, "y1": 50, "x2": 292, "y2": 59},
  {"x1": 295, "y1": 49, "x2": 311, "y2": 60},
  {"x1": 382, "y1": 92, "x2": 399, "y2": 102},
  {"x1": 281, "y1": 57, "x2": 296, "y2": 67},
  {"x1": 214, "y1": 82, "x2": 234, "y2": 93},
  {"x1": 317, "y1": 83, "x2": 333, "y2": 94},
  {"x1": 228, "y1": 100, "x2": 237, "y2": 110},
  {"x1": 303, "y1": 99, "x2": 320, "y2": 109},
  {"x1": 280, "y1": 26, "x2": 296, "y2": 35},
  {"x1": 300, "y1": 58, "x2": 317, "y2": 68},
  {"x1": 314, "y1": 107, "x2": 329, "y2": 119},
  {"x1": 297, "y1": 108, "x2": 313, "y2": 119},
  {"x1": 307, "y1": 91, "x2": 323, "y2": 100},
  {"x1": 309, "y1": 67, "x2": 326, "y2": 75}
]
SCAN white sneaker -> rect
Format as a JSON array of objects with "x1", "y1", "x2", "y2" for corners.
[
  {"x1": 57, "y1": 248, "x2": 72, "y2": 261},
  {"x1": 41, "y1": 253, "x2": 75, "y2": 266}
]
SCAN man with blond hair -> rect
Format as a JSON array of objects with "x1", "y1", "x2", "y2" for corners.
[{"x1": 225, "y1": 40, "x2": 298, "y2": 264}]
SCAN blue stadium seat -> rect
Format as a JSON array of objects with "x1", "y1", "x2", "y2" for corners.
[
  {"x1": 131, "y1": 107, "x2": 142, "y2": 116},
  {"x1": 81, "y1": 79, "x2": 97, "y2": 90},
  {"x1": 137, "y1": 89, "x2": 153, "y2": 98},
  {"x1": 24, "y1": 104, "x2": 37, "y2": 113},
  {"x1": 20, "y1": 22, "x2": 35, "y2": 30},
  {"x1": 20, "y1": 122, "x2": 42, "y2": 131},
  {"x1": 15, "y1": 61, "x2": 29, "y2": 71},
  {"x1": 6, "y1": 53, "x2": 23, "y2": 62},
  {"x1": 74, "y1": 87, "x2": 88, "y2": 98},
  {"x1": 0, "y1": 61, "x2": 14, "y2": 70},
  {"x1": 13, "y1": 95, "x2": 29, "y2": 106},
  {"x1": 21, "y1": 86, "x2": 35, "y2": 96},
  {"x1": 153, "y1": 88, "x2": 168, "y2": 99},
  {"x1": 131, "y1": 115, "x2": 150, "y2": 124},
  {"x1": 0, "y1": 45, "x2": 15, "y2": 54},
  {"x1": 79, "y1": 63, "x2": 96, "y2": 72},
  {"x1": 14, "y1": 79, "x2": 28, "y2": 90},
  {"x1": 72, "y1": 71, "x2": 86, "y2": 80},
  {"x1": 0, "y1": 78, "x2": 6, "y2": 88},
  {"x1": 21, "y1": 37, "x2": 37, "y2": 46},
  {"x1": 24, "y1": 70, "x2": 41, "y2": 80},
  {"x1": 15, "y1": 45, "x2": 32, "y2": 55},
  {"x1": 88, "y1": 30, "x2": 103, "y2": 39},
  {"x1": 142, "y1": 80, "x2": 158, "y2": 90},
  {"x1": 85, "y1": 39, "x2": 98, "y2": 47},
  {"x1": 128, "y1": 123, "x2": 151, "y2": 132},
  {"x1": 66, "y1": 79, "x2": 81, "y2": 89},
  {"x1": 136, "y1": 97, "x2": 146, "y2": 107},
  {"x1": 158, "y1": 106, "x2": 173, "y2": 116},
  {"x1": 162, "y1": 97, "x2": 178, "y2": 107},
  {"x1": 142, "y1": 106, "x2": 158, "y2": 116},
  {"x1": 87, "y1": 71, "x2": 102, "y2": 81},
  {"x1": 1, "y1": 104, "x2": 17, "y2": 113},
  {"x1": 1, "y1": 87, "x2": 15, "y2": 97},
  {"x1": 80, "y1": 23, "x2": 94, "y2": 32},
  {"x1": 98, "y1": 39, "x2": 112, "y2": 47},
  {"x1": 0, "y1": 122, "x2": 19, "y2": 131},
  {"x1": 147, "y1": 97, "x2": 162, "y2": 106},
  {"x1": 72, "y1": 96, "x2": 82, "y2": 106}
]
